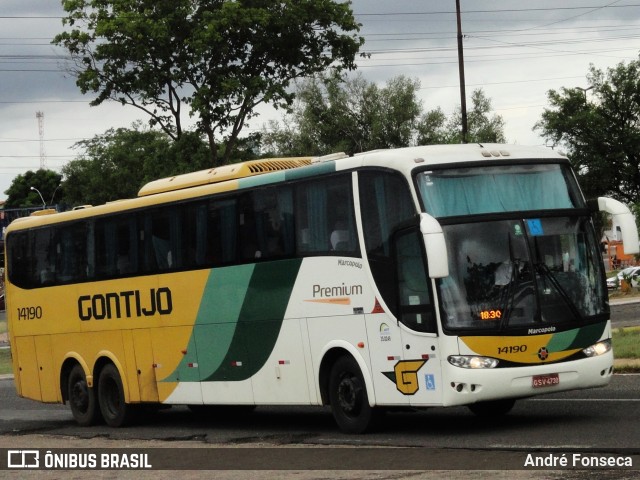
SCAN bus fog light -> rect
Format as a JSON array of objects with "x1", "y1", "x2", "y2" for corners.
[
  {"x1": 448, "y1": 355, "x2": 499, "y2": 369},
  {"x1": 583, "y1": 339, "x2": 611, "y2": 357}
]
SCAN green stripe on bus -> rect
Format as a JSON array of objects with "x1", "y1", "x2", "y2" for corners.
[
  {"x1": 546, "y1": 322, "x2": 606, "y2": 352},
  {"x1": 284, "y1": 161, "x2": 335, "y2": 181},
  {"x1": 163, "y1": 259, "x2": 302, "y2": 383},
  {"x1": 205, "y1": 258, "x2": 302, "y2": 381},
  {"x1": 161, "y1": 264, "x2": 255, "y2": 382},
  {"x1": 236, "y1": 161, "x2": 337, "y2": 190}
]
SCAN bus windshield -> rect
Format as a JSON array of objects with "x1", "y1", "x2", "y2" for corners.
[
  {"x1": 415, "y1": 164, "x2": 607, "y2": 333},
  {"x1": 416, "y1": 163, "x2": 582, "y2": 217},
  {"x1": 435, "y1": 217, "x2": 608, "y2": 332}
]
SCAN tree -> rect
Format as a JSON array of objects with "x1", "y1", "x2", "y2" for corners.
[
  {"x1": 61, "y1": 126, "x2": 212, "y2": 206},
  {"x1": 4, "y1": 169, "x2": 62, "y2": 209},
  {"x1": 417, "y1": 89, "x2": 506, "y2": 145},
  {"x1": 54, "y1": 0, "x2": 363, "y2": 166},
  {"x1": 415, "y1": 108, "x2": 450, "y2": 145},
  {"x1": 262, "y1": 73, "x2": 505, "y2": 156},
  {"x1": 535, "y1": 57, "x2": 640, "y2": 204},
  {"x1": 263, "y1": 73, "x2": 424, "y2": 156},
  {"x1": 62, "y1": 127, "x2": 171, "y2": 206}
]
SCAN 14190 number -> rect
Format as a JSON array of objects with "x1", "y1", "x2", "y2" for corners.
[
  {"x1": 497, "y1": 344, "x2": 527, "y2": 354},
  {"x1": 17, "y1": 306, "x2": 42, "y2": 320}
]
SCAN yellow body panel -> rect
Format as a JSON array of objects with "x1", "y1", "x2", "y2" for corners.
[
  {"x1": 9, "y1": 270, "x2": 209, "y2": 403},
  {"x1": 460, "y1": 334, "x2": 581, "y2": 364}
]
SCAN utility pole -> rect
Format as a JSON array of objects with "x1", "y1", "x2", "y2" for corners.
[
  {"x1": 36, "y1": 111, "x2": 46, "y2": 169},
  {"x1": 456, "y1": 0, "x2": 468, "y2": 144}
]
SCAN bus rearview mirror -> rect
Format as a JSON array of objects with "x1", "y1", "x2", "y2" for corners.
[
  {"x1": 419, "y1": 213, "x2": 449, "y2": 278},
  {"x1": 598, "y1": 197, "x2": 640, "y2": 254}
]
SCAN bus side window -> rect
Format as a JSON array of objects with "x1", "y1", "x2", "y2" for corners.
[
  {"x1": 7, "y1": 232, "x2": 31, "y2": 288},
  {"x1": 295, "y1": 175, "x2": 358, "y2": 256},
  {"x1": 142, "y1": 208, "x2": 178, "y2": 272},
  {"x1": 252, "y1": 186, "x2": 294, "y2": 259},
  {"x1": 296, "y1": 181, "x2": 329, "y2": 254},
  {"x1": 238, "y1": 194, "x2": 260, "y2": 261},
  {"x1": 359, "y1": 170, "x2": 415, "y2": 315},
  {"x1": 56, "y1": 222, "x2": 87, "y2": 283},
  {"x1": 95, "y1": 216, "x2": 138, "y2": 278},
  {"x1": 393, "y1": 228, "x2": 436, "y2": 333},
  {"x1": 206, "y1": 197, "x2": 238, "y2": 265},
  {"x1": 34, "y1": 228, "x2": 57, "y2": 286}
]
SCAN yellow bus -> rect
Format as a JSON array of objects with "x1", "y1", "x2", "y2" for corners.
[{"x1": 6, "y1": 144, "x2": 638, "y2": 433}]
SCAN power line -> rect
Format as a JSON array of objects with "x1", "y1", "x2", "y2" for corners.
[
  {"x1": 0, "y1": 137, "x2": 85, "y2": 142},
  {"x1": 354, "y1": 4, "x2": 640, "y2": 16},
  {"x1": 0, "y1": 155, "x2": 72, "y2": 158},
  {"x1": 0, "y1": 100, "x2": 87, "y2": 104},
  {"x1": 362, "y1": 23, "x2": 640, "y2": 37},
  {"x1": 0, "y1": 16, "x2": 62, "y2": 19}
]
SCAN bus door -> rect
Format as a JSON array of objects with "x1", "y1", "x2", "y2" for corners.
[
  {"x1": 394, "y1": 227, "x2": 443, "y2": 406},
  {"x1": 364, "y1": 226, "x2": 442, "y2": 406}
]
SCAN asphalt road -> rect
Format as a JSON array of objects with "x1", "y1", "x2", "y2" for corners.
[
  {"x1": 0, "y1": 374, "x2": 639, "y2": 479},
  {"x1": 0, "y1": 301, "x2": 638, "y2": 477},
  {"x1": 610, "y1": 298, "x2": 640, "y2": 328},
  {"x1": 1, "y1": 374, "x2": 639, "y2": 449}
]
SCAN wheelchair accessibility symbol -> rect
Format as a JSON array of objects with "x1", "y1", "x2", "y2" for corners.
[{"x1": 425, "y1": 374, "x2": 436, "y2": 391}]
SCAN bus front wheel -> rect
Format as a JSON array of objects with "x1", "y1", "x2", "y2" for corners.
[
  {"x1": 68, "y1": 364, "x2": 100, "y2": 426},
  {"x1": 98, "y1": 363, "x2": 132, "y2": 427},
  {"x1": 328, "y1": 355, "x2": 379, "y2": 434}
]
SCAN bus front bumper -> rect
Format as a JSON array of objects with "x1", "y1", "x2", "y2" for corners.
[{"x1": 438, "y1": 350, "x2": 614, "y2": 407}]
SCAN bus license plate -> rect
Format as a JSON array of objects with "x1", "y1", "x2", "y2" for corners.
[{"x1": 532, "y1": 373, "x2": 560, "y2": 388}]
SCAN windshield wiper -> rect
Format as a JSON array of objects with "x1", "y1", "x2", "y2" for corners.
[
  {"x1": 498, "y1": 233, "x2": 520, "y2": 330},
  {"x1": 535, "y1": 262, "x2": 584, "y2": 322}
]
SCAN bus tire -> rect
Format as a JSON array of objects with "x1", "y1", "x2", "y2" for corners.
[
  {"x1": 97, "y1": 363, "x2": 132, "y2": 427},
  {"x1": 328, "y1": 355, "x2": 378, "y2": 434},
  {"x1": 68, "y1": 364, "x2": 101, "y2": 426},
  {"x1": 468, "y1": 399, "x2": 516, "y2": 417}
]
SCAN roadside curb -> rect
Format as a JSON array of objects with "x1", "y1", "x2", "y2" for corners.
[
  {"x1": 609, "y1": 296, "x2": 640, "y2": 306},
  {"x1": 614, "y1": 358, "x2": 640, "y2": 373}
]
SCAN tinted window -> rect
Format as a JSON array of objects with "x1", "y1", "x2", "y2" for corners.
[
  {"x1": 296, "y1": 175, "x2": 358, "y2": 255},
  {"x1": 394, "y1": 228, "x2": 436, "y2": 332},
  {"x1": 359, "y1": 170, "x2": 415, "y2": 313},
  {"x1": 7, "y1": 173, "x2": 361, "y2": 289},
  {"x1": 360, "y1": 171, "x2": 415, "y2": 258}
]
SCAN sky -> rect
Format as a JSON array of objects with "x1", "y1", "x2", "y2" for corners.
[{"x1": 1, "y1": 1, "x2": 640, "y2": 201}]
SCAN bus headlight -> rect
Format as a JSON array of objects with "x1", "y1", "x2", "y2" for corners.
[
  {"x1": 582, "y1": 339, "x2": 611, "y2": 357},
  {"x1": 448, "y1": 355, "x2": 499, "y2": 369}
]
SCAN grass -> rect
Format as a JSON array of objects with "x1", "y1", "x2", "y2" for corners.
[
  {"x1": 0, "y1": 349, "x2": 11, "y2": 375},
  {"x1": 612, "y1": 326, "x2": 640, "y2": 359},
  {"x1": 0, "y1": 315, "x2": 11, "y2": 375}
]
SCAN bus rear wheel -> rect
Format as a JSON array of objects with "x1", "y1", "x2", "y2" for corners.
[
  {"x1": 98, "y1": 363, "x2": 132, "y2": 427},
  {"x1": 68, "y1": 364, "x2": 100, "y2": 426},
  {"x1": 328, "y1": 355, "x2": 378, "y2": 434}
]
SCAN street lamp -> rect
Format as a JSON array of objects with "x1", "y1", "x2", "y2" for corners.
[
  {"x1": 577, "y1": 86, "x2": 594, "y2": 101},
  {"x1": 50, "y1": 184, "x2": 61, "y2": 205},
  {"x1": 30, "y1": 186, "x2": 46, "y2": 209}
]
